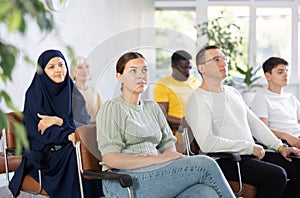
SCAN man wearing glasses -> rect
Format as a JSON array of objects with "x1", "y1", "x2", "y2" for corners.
[
  {"x1": 154, "y1": 50, "x2": 200, "y2": 153},
  {"x1": 186, "y1": 45, "x2": 300, "y2": 198}
]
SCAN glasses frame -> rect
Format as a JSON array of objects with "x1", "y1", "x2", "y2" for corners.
[{"x1": 200, "y1": 56, "x2": 230, "y2": 65}]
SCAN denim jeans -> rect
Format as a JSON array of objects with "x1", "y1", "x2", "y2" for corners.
[{"x1": 103, "y1": 155, "x2": 235, "y2": 198}]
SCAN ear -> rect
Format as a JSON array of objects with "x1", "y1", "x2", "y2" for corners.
[
  {"x1": 116, "y1": 73, "x2": 122, "y2": 81},
  {"x1": 265, "y1": 72, "x2": 271, "y2": 81},
  {"x1": 197, "y1": 64, "x2": 205, "y2": 74}
]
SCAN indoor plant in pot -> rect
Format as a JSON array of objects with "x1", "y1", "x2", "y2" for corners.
[{"x1": 236, "y1": 64, "x2": 262, "y2": 106}]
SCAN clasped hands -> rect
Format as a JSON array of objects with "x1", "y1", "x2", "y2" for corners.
[
  {"x1": 37, "y1": 113, "x2": 75, "y2": 147},
  {"x1": 37, "y1": 113, "x2": 63, "y2": 134}
]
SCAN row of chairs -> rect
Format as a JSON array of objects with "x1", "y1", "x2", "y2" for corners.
[
  {"x1": 1, "y1": 112, "x2": 133, "y2": 198},
  {"x1": 1, "y1": 112, "x2": 257, "y2": 198}
]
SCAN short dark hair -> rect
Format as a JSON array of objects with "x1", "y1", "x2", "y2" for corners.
[
  {"x1": 171, "y1": 50, "x2": 192, "y2": 65},
  {"x1": 196, "y1": 45, "x2": 220, "y2": 66},
  {"x1": 262, "y1": 57, "x2": 288, "y2": 74},
  {"x1": 116, "y1": 52, "x2": 145, "y2": 74}
]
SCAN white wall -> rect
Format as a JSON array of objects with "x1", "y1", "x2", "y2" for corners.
[{"x1": 1, "y1": 0, "x2": 155, "y2": 112}]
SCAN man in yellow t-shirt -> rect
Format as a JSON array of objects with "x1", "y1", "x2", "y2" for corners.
[{"x1": 154, "y1": 50, "x2": 200, "y2": 152}]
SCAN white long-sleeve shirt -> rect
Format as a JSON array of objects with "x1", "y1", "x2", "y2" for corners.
[{"x1": 186, "y1": 86, "x2": 282, "y2": 155}]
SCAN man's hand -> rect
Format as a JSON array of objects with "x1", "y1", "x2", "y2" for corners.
[
  {"x1": 252, "y1": 144, "x2": 265, "y2": 160},
  {"x1": 37, "y1": 113, "x2": 63, "y2": 134},
  {"x1": 285, "y1": 134, "x2": 300, "y2": 148},
  {"x1": 280, "y1": 146, "x2": 300, "y2": 162}
]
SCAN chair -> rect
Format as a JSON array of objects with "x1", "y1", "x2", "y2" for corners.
[
  {"x1": 74, "y1": 124, "x2": 133, "y2": 198},
  {"x1": 3, "y1": 112, "x2": 48, "y2": 196},
  {"x1": 0, "y1": 127, "x2": 21, "y2": 178},
  {"x1": 181, "y1": 127, "x2": 257, "y2": 198}
]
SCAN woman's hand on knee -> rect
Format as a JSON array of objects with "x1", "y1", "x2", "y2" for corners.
[{"x1": 157, "y1": 147, "x2": 185, "y2": 164}]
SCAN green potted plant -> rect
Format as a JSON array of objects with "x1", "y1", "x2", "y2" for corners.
[
  {"x1": 236, "y1": 64, "x2": 261, "y2": 90},
  {"x1": 0, "y1": 0, "x2": 54, "y2": 153},
  {"x1": 195, "y1": 17, "x2": 244, "y2": 72},
  {"x1": 235, "y1": 64, "x2": 262, "y2": 106}
]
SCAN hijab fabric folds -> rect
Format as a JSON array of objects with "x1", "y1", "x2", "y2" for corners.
[
  {"x1": 9, "y1": 49, "x2": 98, "y2": 198},
  {"x1": 23, "y1": 49, "x2": 76, "y2": 150},
  {"x1": 36, "y1": 49, "x2": 74, "y2": 121}
]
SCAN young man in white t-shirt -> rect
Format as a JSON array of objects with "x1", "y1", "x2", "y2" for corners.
[{"x1": 251, "y1": 57, "x2": 300, "y2": 148}]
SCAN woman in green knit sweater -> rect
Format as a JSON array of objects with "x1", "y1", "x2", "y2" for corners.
[{"x1": 96, "y1": 52, "x2": 234, "y2": 198}]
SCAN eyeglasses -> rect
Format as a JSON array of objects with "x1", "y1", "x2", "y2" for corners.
[{"x1": 200, "y1": 56, "x2": 230, "y2": 65}]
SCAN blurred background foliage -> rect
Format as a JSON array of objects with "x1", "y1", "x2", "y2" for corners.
[
  {"x1": 0, "y1": 0, "x2": 54, "y2": 154},
  {"x1": 195, "y1": 17, "x2": 244, "y2": 73}
]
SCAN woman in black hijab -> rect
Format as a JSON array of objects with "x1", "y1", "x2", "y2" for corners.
[{"x1": 9, "y1": 49, "x2": 102, "y2": 197}]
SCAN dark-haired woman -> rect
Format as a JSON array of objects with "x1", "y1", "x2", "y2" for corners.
[
  {"x1": 9, "y1": 49, "x2": 102, "y2": 197},
  {"x1": 96, "y1": 52, "x2": 235, "y2": 198}
]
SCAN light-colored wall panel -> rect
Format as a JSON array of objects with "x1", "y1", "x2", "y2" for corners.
[{"x1": 1, "y1": 0, "x2": 155, "y2": 112}]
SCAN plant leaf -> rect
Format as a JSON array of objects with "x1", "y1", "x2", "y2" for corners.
[
  {"x1": 8, "y1": 8, "x2": 22, "y2": 32},
  {"x1": 0, "y1": 110, "x2": 7, "y2": 131},
  {"x1": 236, "y1": 66, "x2": 246, "y2": 74},
  {"x1": 0, "y1": 1, "x2": 13, "y2": 20}
]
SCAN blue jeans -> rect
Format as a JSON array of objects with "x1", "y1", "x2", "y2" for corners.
[{"x1": 103, "y1": 155, "x2": 235, "y2": 198}]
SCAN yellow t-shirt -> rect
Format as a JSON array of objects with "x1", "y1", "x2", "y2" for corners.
[{"x1": 153, "y1": 76, "x2": 200, "y2": 119}]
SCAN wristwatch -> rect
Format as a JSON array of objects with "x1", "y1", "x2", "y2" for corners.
[{"x1": 278, "y1": 144, "x2": 288, "y2": 152}]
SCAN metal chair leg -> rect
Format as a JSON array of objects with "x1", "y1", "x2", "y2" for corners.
[
  {"x1": 182, "y1": 128, "x2": 194, "y2": 156},
  {"x1": 126, "y1": 187, "x2": 131, "y2": 198},
  {"x1": 235, "y1": 161, "x2": 243, "y2": 197},
  {"x1": 75, "y1": 141, "x2": 84, "y2": 198}
]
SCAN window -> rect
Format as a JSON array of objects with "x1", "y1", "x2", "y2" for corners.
[
  {"x1": 154, "y1": 10, "x2": 196, "y2": 79},
  {"x1": 155, "y1": 0, "x2": 300, "y2": 84},
  {"x1": 256, "y1": 8, "x2": 291, "y2": 68},
  {"x1": 206, "y1": 6, "x2": 250, "y2": 77}
]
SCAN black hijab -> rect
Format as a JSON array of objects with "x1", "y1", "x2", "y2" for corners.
[
  {"x1": 23, "y1": 49, "x2": 76, "y2": 150},
  {"x1": 9, "y1": 50, "x2": 91, "y2": 197},
  {"x1": 36, "y1": 49, "x2": 74, "y2": 118}
]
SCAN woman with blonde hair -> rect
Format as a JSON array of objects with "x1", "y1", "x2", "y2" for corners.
[{"x1": 71, "y1": 56, "x2": 101, "y2": 123}]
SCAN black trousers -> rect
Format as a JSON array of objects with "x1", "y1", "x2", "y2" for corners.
[
  {"x1": 216, "y1": 154, "x2": 287, "y2": 198},
  {"x1": 263, "y1": 152, "x2": 300, "y2": 198}
]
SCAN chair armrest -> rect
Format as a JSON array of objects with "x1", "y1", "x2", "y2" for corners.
[
  {"x1": 207, "y1": 152, "x2": 241, "y2": 162},
  {"x1": 6, "y1": 148, "x2": 17, "y2": 155},
  {"x1": 83, "y1": 170, "x2": 133, "y2": 188}
]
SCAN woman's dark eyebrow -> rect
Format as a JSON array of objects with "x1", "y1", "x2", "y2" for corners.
[{"x1": 129, "y1": 66, "x2": 138, "y2": 69}]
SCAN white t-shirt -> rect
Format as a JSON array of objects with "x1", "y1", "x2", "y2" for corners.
[
  {"x1": 251, "y1": 89, "x2": 300, "y2": 137},
  {"x1": 186, "y1": 86, "x2": 281, "y2": 155}
]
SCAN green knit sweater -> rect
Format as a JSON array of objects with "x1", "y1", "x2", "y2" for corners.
[{"x1": 96, "y1": 96, "x2": 176, "y2": 157}]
